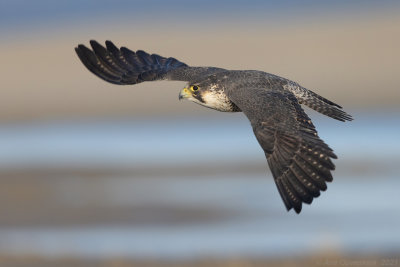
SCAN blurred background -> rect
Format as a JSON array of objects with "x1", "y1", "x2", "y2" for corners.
[{"x1": 1, "y1": 0, "x2": 400, "y2": 266}]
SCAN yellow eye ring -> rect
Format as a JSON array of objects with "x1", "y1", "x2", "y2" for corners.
[{"x1": 190, "y1": 85, "x2": 199, "y2": 91}]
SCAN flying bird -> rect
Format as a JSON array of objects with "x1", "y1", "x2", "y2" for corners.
[{"x1": 75, "y1": 40, "x2": 352, "y2": 213}]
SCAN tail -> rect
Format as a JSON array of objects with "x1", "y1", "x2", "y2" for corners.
[{"x1": 285, "y1": 82, "x2": 353, "y2": 122}]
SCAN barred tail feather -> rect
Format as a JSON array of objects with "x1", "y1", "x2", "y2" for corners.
[
  {"x1": 285, "y1": 83, "x2": 353, "y2": 122},
  {"x1": 303, "y1": 97, "x2": 353, "y2": 122}
]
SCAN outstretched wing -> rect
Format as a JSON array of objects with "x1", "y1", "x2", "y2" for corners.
[
  {"x1": 75, "y1": 40, "x2": 224, "y2": 84},
  {"x1": 226, "y1": 87, "x2": 336, "y2": 213}
]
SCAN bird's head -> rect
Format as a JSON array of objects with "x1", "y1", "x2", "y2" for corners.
[
  {"x1": 178, "y1": 81, "x2": 236, "y2": 112},
  {"x1": 178, "y1": 83, "x2": 204, "y2": 104}
]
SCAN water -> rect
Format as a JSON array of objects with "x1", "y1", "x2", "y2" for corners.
[
  {"x1": 1, "y1": 112, "x2": 398, "y2": 169},
  {"x1": 2, "y1": 1, "x2": 395, "y2": 35},
  {"x1": 0, "y1": 112, "x2": 399, "y2": 259}
]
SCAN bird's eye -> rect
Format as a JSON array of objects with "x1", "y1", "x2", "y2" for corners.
[{"x1": 191, "y1": 85, "x2": 199, "y2": 91}]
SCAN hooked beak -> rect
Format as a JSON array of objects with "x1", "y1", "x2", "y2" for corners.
[{"x1": 179, "y1": 87, "x2": 192, "y2": 100}]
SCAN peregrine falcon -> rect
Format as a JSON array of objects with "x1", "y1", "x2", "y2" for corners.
[{"x1": 75, "y1": 40, "x2": 352, "y2": 213}]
